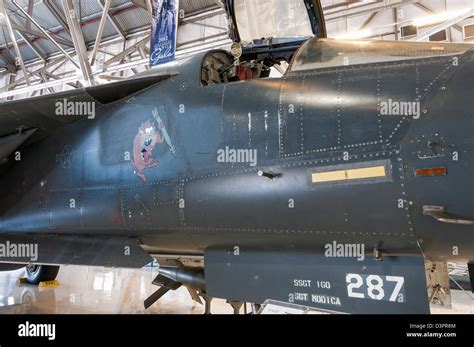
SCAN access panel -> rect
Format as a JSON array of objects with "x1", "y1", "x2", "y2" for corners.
[{"x1": 205, "y1": 248, "x2": 429, "y2": 314}]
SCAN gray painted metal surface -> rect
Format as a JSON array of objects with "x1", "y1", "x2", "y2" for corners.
[
  {"x1": 0, "y1": 41, "x2": 473, "y2": 261},
  {"x1": 205, "y1": 248, "x2": 430, "y2": 314},
  {"x1": 0, "y1": 34, "x2": 473, "y2": 312}
]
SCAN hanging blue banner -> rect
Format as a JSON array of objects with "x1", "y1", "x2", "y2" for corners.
[{"x1": 150, "y1": 0, "x2": 179, "y2": 67}]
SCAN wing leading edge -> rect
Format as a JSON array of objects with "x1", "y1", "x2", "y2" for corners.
[{"x1": 0, "y1": 73, "x2": 176, "y2": 142}]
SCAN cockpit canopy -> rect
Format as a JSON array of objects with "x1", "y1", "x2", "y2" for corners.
[
  {"x1": 222, "y1": 0, "x2": 326, "y2": 62},
  {"x1": 288, "y1": 38, "x2": 474, "y2": 73},
  {"x1": 200, "y1": 38, "x2": 474, "y2": 86},
  {"x1": 199, "y1": 1, "x2": 326, "y2": 86},
  {"x1": 233, "y1": 0, "x2": 315, "y2": 44}
]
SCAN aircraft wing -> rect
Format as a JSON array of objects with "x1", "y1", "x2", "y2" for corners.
[
  {"x1": 0, "y1": 234, "x2": 153, "y2": 269},
  {"x1": 0, "y1": 73, "x2": 176, "y2": 161}
]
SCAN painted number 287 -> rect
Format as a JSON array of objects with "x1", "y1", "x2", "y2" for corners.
[{"x1": 346, "y1": 274, "x2": 405, "y2": 302}]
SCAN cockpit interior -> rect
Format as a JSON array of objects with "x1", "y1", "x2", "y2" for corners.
[
  {"x1": 201, "y1": 51, "x2": 288, "y2": 86},
  {"x1": 201, "y1": 51, "x2": 277, "y2": 86}
]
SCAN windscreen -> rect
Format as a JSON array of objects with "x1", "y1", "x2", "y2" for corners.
[
  {"x1": 234, "y1": 0, "x2": 313, "y2": 43},
  {"x1": 289, "y1": 39, "x2": 474, "y2": 72}
]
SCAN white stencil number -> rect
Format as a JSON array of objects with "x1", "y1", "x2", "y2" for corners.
[
  {"x1": 366, "y1": 275, "x2": 384, "y2": 300},
  {"x1": 386, "y1": 276, "x2": 405, "y2": 302},
  {"x1": 346, "y1": 273, "x2": 365, "y2": 299},
  {"x1": 346, "y1": 274, "x2": 405, "y2": 302}
]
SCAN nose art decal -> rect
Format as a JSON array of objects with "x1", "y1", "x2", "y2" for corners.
[{"x1": 131, "y1": 107, "x2": 176, "y2": 182}]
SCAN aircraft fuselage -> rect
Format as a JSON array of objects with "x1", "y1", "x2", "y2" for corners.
[{"x1": 1, "y1": 44, "x2": 473, "y2": 263}]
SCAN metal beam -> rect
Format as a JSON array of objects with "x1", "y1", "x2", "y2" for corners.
[
  {"x1": 0, "y1": 0, "x2": 30, "y2": 85},
  {"x1": 0, "y1": 36, "x2": 231, "y2": 99},
  {"x1": 11, "y1": 0, "x2": 79, "y2": 67},
  {"x1": 185, "y1": 21, "x2": 227, "y2": 31},
  {"x1": 0, "y1": 75, "x2": 80, "y2": 97},
  {"x1": 61, "y1": 0, "x2": 94, "y2": 86},
  {"x1": 4, "y1": 3, "x2": 73, "y2": 47},
  {"x1": 414, "y1": 9, "x2": 474, "y2": 41},
  {"x1": 26, "y1": 0, "x2": 34, "y2": 30},
  {"x1": 324, "y1": 1, "x2": 369, "y2": 12},
  {"x1": 98, "y1": 0, "x2": 126, "y2": 40},
  {"x1": 6, "y1": 72, "x2": 15, "y2": 100},
  {"x1": 177, "y1": 31, "x2": 228, "y2": 48},
  {"x1": 180, "y1": 8, "x2": 225, "y2": 25},
  {"x1": 130, "y1": 0, "x2": 152, "y2": 25},
  {"x1": 415, "y1": 1, "x2": 463, "y2": 33},
  {"x1": 0, "y1": 4, "x2": 231, "y2": 98},
  {"x1": 99, "y1": 74, "x2": 124, "y2": 81},
  {"x1": 359, "y1": 11, "x2": 378, "y2": 31},
  {"x1": 145, "y1": 0, "x2": 153, "y2": 19},
  {"x1": 16, "y1": 31, "x2": 46, "y2": 62},
  {"x1": 32, "y1": 70, "x2": 56, "y2": 94},
  {"x1": 325, "y1": 0, "x2": 418, "y2": 21},
  {"x1": 130, "y1": 0, "x2": 147, "y2": 11},
  {"x1": 1, "y1": 2, "x2": 224, "y2": 74},
  {"x1": 0, "y1": 56, "x2": 80, "y2": 92},
  {"x1": 8, "y1": 20, "x2": 74, "y2": 47},
  {"x1": 0, "y1": 49, "x2": 16, "y2": 72},
  {"x1": 90, "y1": 0, "x2": 112, "y2": 66},
  {"x1": 104, "y1": 35, "x2": 150, "y2": 66},
  {"x1": 44, "y1": 0, "x2": 71, "y2": 35},
  {"x1": 0, "y1": 55, "x2": 66, "y2": 91},
  {"x1": 393, "y1": 7, "x2": 399, "y2": 40}
]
